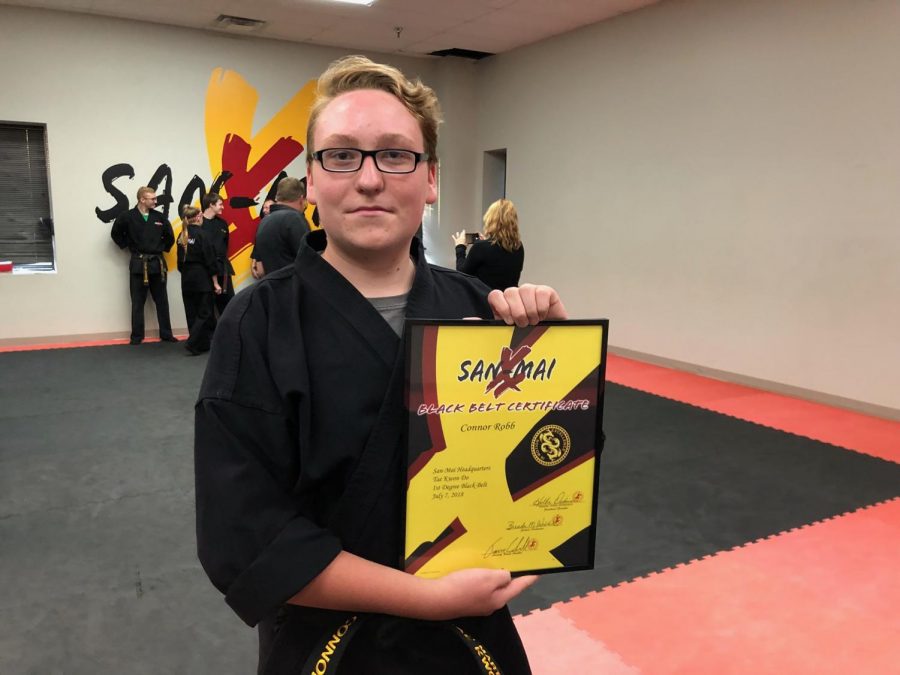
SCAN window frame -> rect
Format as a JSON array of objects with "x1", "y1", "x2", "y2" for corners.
[{"x1": 0, "y1": 120, "x2": 56, "y2": 273}]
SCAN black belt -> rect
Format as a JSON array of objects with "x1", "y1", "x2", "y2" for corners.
[
  {"x1": 132, "y1": 252, "x2": 166, "y2": 286},
  {"x1": 299, "y1": 615, "x2": 503, "y2": 674}
]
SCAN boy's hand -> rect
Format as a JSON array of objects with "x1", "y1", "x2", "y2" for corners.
[
  {"x1": 422, "y1": 568, "x2": 538, "y2": 620},
  {"x1": 488, "y1": 284, "x2": 568, "y2": 326}
]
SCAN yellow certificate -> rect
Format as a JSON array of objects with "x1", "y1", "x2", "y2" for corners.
[{"x1": 403, "y1": 319, "x2": 608, "y2": 577}]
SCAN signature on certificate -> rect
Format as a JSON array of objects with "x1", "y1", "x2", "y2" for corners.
[
  {"x1": 505, "y1": 516, "x2": 558, "y2": 531},
  {"x1": 483, "y1": 536, "x2": 538, "y2": 558},
  {"x1": 531, "y1": 490, "x2": 585, "y2": 510}
]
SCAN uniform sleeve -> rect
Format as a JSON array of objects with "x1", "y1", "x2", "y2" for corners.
[
  {"x1": 201, "y1": 233, "x2": 219, "y2": 277},
  {"x1": 250, "y1": 220, "x2": 265, "y2": 262},
  {"x1": 195, "y1": 400, "x2": 343, "y2": 626},
  {"x1": 110, "y1": 212, "x2": 128, "y2": 249},
  {"x1": 454, "y1": 244, "x2": 468, "y2": 271},
  {"x1": 194, "y1": 293, "x2": 342, "y2": 626},
  {"x1": 161, "y1": 219, "x2": 175, "y2": 252},
  {"x1": 222, "y1": 223, "x2": 236, "y2": 276},
  {"x1": 455, "y1": 242, "x2": 483, "y2": 276},
  {"x1": 285, "y1": 216, "x2": 309, "y2": 258}
]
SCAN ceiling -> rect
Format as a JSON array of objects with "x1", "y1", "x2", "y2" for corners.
[{"x1": 2, "y1": 0, "x2": 662, "y2": 58}]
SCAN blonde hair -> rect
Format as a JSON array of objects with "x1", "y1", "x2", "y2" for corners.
[
  {"x1": 306, "y1": 55, "x2": 441, "y2": 165},
  {"x1": 482, "y1": 199, "x2": 521, "y2": 252},
  {"x1": 136, "y1": 186, "x2": 155, "y2": 201},
  {"x1": 178, "y1": 205, "x2": 201, "y2": 249}
]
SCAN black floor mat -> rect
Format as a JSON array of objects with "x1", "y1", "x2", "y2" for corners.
[{"x1": 3, "y1": 346, "x2": 898, "y2": 621}]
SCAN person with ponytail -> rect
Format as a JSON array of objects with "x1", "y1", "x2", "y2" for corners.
[
  {"x1": 452, "y1": 198, "x2": 525, "y2": 290},
  {"x1": 177, "y1": 205, "x2": 221, "y2": 355}
]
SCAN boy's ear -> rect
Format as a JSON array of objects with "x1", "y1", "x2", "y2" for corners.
[
  {"x1": 425, "y1": 163, "x2": 437, "y2": 205},
  {"x1": 306, "y1": 165, "x2": 317, "y2": 205}
]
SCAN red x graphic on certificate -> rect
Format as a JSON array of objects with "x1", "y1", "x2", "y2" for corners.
[{"x1": 485, "y1": 345, "x2": 532, "y2": 398}]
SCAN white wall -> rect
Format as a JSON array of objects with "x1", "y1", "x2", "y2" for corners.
[
  {"x1": 423, "y1": 57, "x2": 480, "y2": 269},
  {"x1": 473, "y1": 0, "x2": 900, "y2": 412},
  {"x1": 0, "y1": 6, "x2": 447, "y2": 340}
]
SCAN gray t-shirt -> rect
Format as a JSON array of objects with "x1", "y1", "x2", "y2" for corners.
[{"x1": 367, "y1": 293, "x2": 408, "y2": 337}]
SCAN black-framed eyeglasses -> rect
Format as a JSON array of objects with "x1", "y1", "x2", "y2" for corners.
[{"x1": 312, "y1": 148, "x2": 429, "y2": 174}]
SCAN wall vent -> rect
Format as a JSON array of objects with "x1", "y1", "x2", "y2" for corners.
[
  {"x1": 214, "y1": 14, "x2": 266, "y2": 32},
  {"x1": 429, "y1": 48, "x2": 494, "y2": 60}
]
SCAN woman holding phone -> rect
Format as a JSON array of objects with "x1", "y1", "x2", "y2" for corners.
[{"x1": 452, "y1": 198, "x2": 524, "y2": 290}]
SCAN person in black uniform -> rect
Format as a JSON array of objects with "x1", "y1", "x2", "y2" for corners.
[
  {"x1": 453, "y1": 198, "x2": 525, "y2": 291},
  {"x1": 250, "y1": 177, "x2": 311, "y2": 278},
  {"x1": 110, "y1": 186, "x2": 178, "y2": 344},
  {"x1": 177, "y1": 206, "x2": 221, "y2": 355},
  {"x1": 200, "y1": 192, "x2": 234, "y2": 316},
  {"x1": 194, "y1": 56, "x2": 568, "y2": 675}
]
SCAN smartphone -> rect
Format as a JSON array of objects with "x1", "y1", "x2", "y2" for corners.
[{"x1": 465, "y1": 232, "x2": 481, "y2": 245}]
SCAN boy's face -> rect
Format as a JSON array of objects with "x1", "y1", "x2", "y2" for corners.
[{"x1": 307, "y1": 89, "x2": 437, "y2": 261}]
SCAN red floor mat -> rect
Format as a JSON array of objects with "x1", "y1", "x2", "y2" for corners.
[
  {"x1": 518, "y1": 497, "x2": 900, "y2": 674},
  {"x1": 0, "y1": 336, "x2": 188, "y2": 352}
]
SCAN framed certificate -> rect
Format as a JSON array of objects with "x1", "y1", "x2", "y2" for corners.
[{"x1": 403, "y1": 319, "x2": 608, "y2": 577}]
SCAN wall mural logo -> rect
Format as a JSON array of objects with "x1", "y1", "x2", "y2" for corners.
[{"x1": 94, "y1": 68, "x2": 316, "y2": 283}]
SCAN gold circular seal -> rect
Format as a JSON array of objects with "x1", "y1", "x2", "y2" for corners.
[{"x1": 530, "y1": 425, "x2": 571, "y2": 467}]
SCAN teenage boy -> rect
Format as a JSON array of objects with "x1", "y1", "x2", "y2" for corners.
[
  {"x1": 200, "y1": 192, "x2": 234, "y2": 314},
  {"x1": 195, "y1": 56, "x2": 566, "y2": 674}
]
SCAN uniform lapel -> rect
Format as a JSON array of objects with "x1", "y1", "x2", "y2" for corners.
[
  {"x1": 295, "y1": 230, "x2": 399, "y2": 371},
  {"x1": 129, "y1": 207, "x2": 142, "y2": 230},
  {"x1": 304, "y1": 232, "x2": 434, "y2": 553}
]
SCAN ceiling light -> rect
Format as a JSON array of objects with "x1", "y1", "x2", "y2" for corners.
[{"x1": 327, "y1": 0, "x2": 377, "y2": 6}]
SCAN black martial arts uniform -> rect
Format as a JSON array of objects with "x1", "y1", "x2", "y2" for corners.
[
  {"x1": 110, "y1": 207, "x2": 176, "y2": 343},
  {"x1": 250, "y1": 204, "x2": 311, "y2": 277},
  {"x1": 177, "y1": 225, "x2": 218, "y2": 355},
  {"x1": 201, "y1": 215, "x2": 235, "y2": 315},
  {"x1": 195, "y1": 229, "x2": 531, "y2": 675}
]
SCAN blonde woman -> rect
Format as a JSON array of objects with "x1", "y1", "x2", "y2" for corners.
[
  {"x1": 452, "y1": 198, "x2": 524, "y2": 290},
  {"x1": 177, "y1": 205, "x2": 221, "y2": 355}
]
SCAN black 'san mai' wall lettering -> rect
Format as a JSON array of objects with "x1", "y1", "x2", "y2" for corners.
[{"x1": 95, "y1": 165, "x2": 289, "y2": 226}]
